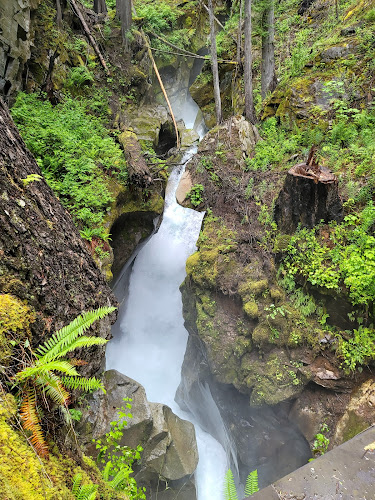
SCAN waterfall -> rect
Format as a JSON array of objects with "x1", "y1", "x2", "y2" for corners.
[{"x1": 107, "y1": 146, "x2": 230, "y2": 499}]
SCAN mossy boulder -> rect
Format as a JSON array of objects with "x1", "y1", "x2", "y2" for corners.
[{"x1": 243, "y1": 300, "x2": 259, "y2": 319}]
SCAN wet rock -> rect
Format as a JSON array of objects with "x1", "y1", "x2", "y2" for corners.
[
  {"x1": 176, "y1": 171, "x2": 193, "y2": 205},
  {"x1": 334, "y1": 378, "x2": 375, "y2": 445},
  {"x1": 0, "y1": 0, "x2": 42, "y2": 98},
  {"x1": 79, "y1": 370, "x2": 198, "y2": 498}
]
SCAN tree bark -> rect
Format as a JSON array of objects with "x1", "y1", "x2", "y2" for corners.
[
  {"x1": 261, "y1": 0, "x2": 277, "y2": 99},
  {"x1": 116, "y1": 0, "x2": 132, "y2": 47},
  {"x1": 208, "y1": 0, "x2": 222, "y2": 124},
  {"x1": 94, "y1": 0, "x2": 107, "y2": 15},
  {"x1": 236, "y1": 0, "x2": 243, "y2": 66},
  {"x1": 56, "y1": 0, "x2": 63, "y2": 26},
  {"x1": 244, "y1": 0, "x2": 255, "y2": 123}
]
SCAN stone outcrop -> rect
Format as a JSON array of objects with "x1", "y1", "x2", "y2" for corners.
[
  {"x1": 0, "y1": 0, "x2": 41, "y2": 98},
  {"x1": 0, "y1": 98, "x2": 116, "y2": 375},
  {"x1": 79, "y1": 370, "x2": 199, "y2": 499}
]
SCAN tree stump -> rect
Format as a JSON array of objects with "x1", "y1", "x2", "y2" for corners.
[{"x1": 274, "y1": 160, "x2": 343, "y2": 234}]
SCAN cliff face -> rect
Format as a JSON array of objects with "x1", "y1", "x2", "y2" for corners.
[
  {"x1": 0, "y1": 97, "x2": 117, "y2": 375},
  {"x1": 0, "y1": 0, "x2": 42, "y2": 99}
]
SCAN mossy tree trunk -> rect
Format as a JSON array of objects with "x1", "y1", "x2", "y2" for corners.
[{"x1": 116, "y1": 0, "x2": 132, "y2": 47}]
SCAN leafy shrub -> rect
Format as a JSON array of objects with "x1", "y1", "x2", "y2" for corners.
[
  {"x1": 67, "y1": 66, "x2": 94, "y2": 88},
  {"x1": 11, "y1": 93, "x2": 128, "y2": 238},
  {"x1": 187, "y1": 184, "x2": 204, "y2": 207},
  {"x1": 338, "y1": 327, "x2": 375, "y2": 372},
  {"x1": 282, "y1": 202, "x2": 375, "y2": 306}
]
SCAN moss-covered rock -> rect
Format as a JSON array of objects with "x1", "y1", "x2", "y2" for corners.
[
  {"x1": 243, "y1": 300, "x2": 259, "y2": 319},
  {"x1": 0, "y1": 294, "x2": 35, "y2": 366},
  {"x1": 0, "y1": 394, "x2": 117, "y2": 500}
]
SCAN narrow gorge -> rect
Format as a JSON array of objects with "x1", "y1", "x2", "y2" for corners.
[{"x1": 1, "y1": 0, "x2": 375, "y2": 499}]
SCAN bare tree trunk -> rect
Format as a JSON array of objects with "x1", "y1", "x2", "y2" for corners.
[
  {"x1": 244, "y1": 0, "x2": 255, "y2": 123},
  {"x1": 236, "y1": 0, "x2": 243, "y2": 66},
  {"x1": 208, "y1": 0, "x2": 222, "y2": 124},
  {"x1": 56, "y1": 0, "x2": 63, "y2": 26},
  {"x1": 261, "y1": 0, "x2": 277, "y2": 99},
  {"x1": 94, "y1": 0, "x2": 107, "y2": 15},
  {"x1": 116, "y1": 0, "x2": 132, "y2": 47}
]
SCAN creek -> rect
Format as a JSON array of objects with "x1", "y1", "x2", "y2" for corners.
[{"x1": 106, "y1": 141, "x2": 231, "y2": 498}]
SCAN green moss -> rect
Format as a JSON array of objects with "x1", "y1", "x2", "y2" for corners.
[
  {"x1": 0, "y1": 395, "x2": 120, "y2": 499},
  {"x1": 341, "y1": 410, "x2": 369, "y2": 443},
  {"x1": 270, "y1": 287, "x2": 284, "y2": 302},
  {"x1": 239, "y1": 279, "x2": 268, "y2": 298},
  {"x1": 243, "y1": 301, "x2": 259, "y2": 319},
  {"x1": 234, "y1": 336, "x2": 252, "y2": 358},
  {"x1": 0, "y1": 295, "x2": 35, "y2": 366}
]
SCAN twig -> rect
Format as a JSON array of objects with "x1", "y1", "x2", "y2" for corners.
[{"x1": 70, "y1": 0, "x2": 109, "y2": 74}]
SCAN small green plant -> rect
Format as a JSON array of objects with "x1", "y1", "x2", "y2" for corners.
[
  {"x1": 223, "y1": 469, "x2": 259, "y2": 499},
  {"x1": 22, "y1": 174, "x2": 42, "y2": 186},
  {"x1": 67, "y1": 66, "x2": 94, "y2": 88},
  {"x1": 69, "y1": 408, "x2": 83, "y2": 422},
  {"x1": 71, "y1": 473, "x2": 97, "y2": 500},
  {"x1": 187, "y1": 184, "x2": 204, "y2": 207},
  {"x1": 312, "y1": 424, "x2": 330, "y2": 457},
  {"x1": 93, "y1": 398, "x2": 146, "y2": 499}
]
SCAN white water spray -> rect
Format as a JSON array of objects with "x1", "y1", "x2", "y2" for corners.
[{"x1": 107, "y1": 145, "x2": 229, "y2": 498}]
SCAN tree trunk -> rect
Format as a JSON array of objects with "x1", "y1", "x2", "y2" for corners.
[
  {"x1": 56, "y1": 0, "x2": 63, "y2": 26},
  {"x1": 261, "y1": 0, "x2": 277, "y2": 99},
  {"x1": 116, "y1": 0, "x2": 132, "y2": 47},
  {"x1": 94, "y1": 0, "x2": 107, "y2": 15},
  {"x1": 236, "y1": 0, "x2": 243, "y2": 66},
  {"x1": 208, "y1": 0, "x2": 222, "y2": 124},
  {"x1": 244, "y1": 0, "x2": 255, "y2": 123}
]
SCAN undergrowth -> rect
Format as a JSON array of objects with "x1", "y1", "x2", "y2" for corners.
[{"x1": 11, "y1": 93, "x2": 127, "y2": 240}]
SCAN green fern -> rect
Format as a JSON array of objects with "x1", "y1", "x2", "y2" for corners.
[
  {"x1": 244, "y1": 469, "x2": 259, "y2": 496},
  {"x1": 72, "y1": 473, "x2": 98, "y2": 500},
  {"x1": 223, "y1": 469, "x2": 238, "y2": 500},
  {"x1": 36, "y1": 307, "x2": 115, "y2": 362},
  {"x1": 15, "y1": 307, "x2": 116, "y2": 457}
]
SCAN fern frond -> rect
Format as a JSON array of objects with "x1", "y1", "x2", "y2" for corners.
[
  {"x1": 244, "y1": 469, "x2": 259, "y2": 496},
  {"x1": 35, "y1": 372, "x2": 70, "y2": 406},
  {"x1": 223, "y1": 469, "x2": 238, "y2": 500},
  {"x1": 51, "y1": 336, "x2": 108, "y2": 361},
  {"x1": 109, "y1": 468, "x2": 128, "y2": 490},
  {"x1": 20, "y1": 389, "x2": 49, "y2": 457},
  {"x1": 72, "y1": 474, "x2": 83, "y2": 496},
  {"x1": 61, "y1": 376, "x2": 105, "y2": 393},
  {"x1": 76, "y1": 484, "x2": 97, "y2": 500},
  {"x1": 36, "y1": 307, "x2": 116, "y2": 362},
  {"x1": 17, "y1": 360, "x2": 79, "y2": 381},
  {"x1": 102, "y1": 461, "x2": 113, "y2": 482}
]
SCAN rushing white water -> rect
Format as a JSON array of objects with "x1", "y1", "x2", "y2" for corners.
[{"x1": 106, "y1": 148, "x2": 228, "y2": 499}]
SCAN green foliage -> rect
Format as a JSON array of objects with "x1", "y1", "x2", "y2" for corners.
[
  {"x1": 338, "y1": 327, "x2": 375, "y2": 373},
  {"x1": 244, "y1": 470, "x2": 259, "y2": 496},
  {"x1": 67, "y1": 66, "x2": 94, "y2": 88},
  {"x1": 245, "y1": 118, "x2": 300, "y2": 171},
  {"x1": 22, "y1": 174, "x2": 43, "y2": 186},
  {"x1": 93, "y1": 398, "x2": 146, "y2": 499},
  {"x1": 15, "y1": 307, "x2": 115, "y2": 457},
  {"x1": 135, "y1": 1, "x2": 195, "y2": 61},
  {"x1": 187, "y1": 184, "x2": 204, "y2": 207},
  {"x1": 223, "y1": 469, "x2": 259, "y2": 499},
  {"x1": 282, "y1": 202, "x2": 375, "y2": 307},
  {"x1": 312, "y1": 423, "x2": 330, "y2": 457},
  {"x1": 11, "y1": 93, "x2": 128, "y2": 239},
  {"x1": 72, "y1": 473, "x2": 98, "y2": 500},
  {"x1": 223, "y1": 469, "x2": 237, "y2": 500}
]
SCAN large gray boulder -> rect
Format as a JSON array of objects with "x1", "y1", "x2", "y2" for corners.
[{"x1": 79, "y1": 369, "x2": 198, "y2": 499}]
